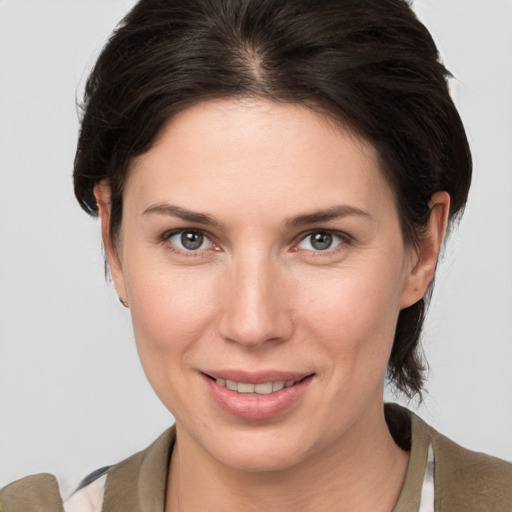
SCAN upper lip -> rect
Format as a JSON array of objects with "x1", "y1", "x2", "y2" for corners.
[{"x1": 202, "y1": 370, "x2": 313, "y2": 384}]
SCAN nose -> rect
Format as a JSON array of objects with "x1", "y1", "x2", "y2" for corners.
[{"x1": 218, "y1": 254, "x2": 294, "y2": 348}]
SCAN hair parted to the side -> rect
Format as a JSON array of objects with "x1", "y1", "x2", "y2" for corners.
[{"x1": 73, "y1": 0, "x2": 472, "y2": 398}]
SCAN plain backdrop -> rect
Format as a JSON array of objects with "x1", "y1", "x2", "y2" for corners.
[{"x1": 1, "y1": 0, "x2": 511, "y2": 488}]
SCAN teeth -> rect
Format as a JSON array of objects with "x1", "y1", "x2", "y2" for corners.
[
  {"x1": 272, "y1": 381, "x2": 285, "y2": 392},
  {"x1": 237, "y1": 382, "x2": 255, "y2": 393},
  {"x1": 216, "y1": 378, "x2": 296, "y2": 394},
  {"x1": 254, "y1": 382, "x2": 273, "y2": 394},
  {"x1": 226, "y1": 380, "x2": 238, "y2": 391}
]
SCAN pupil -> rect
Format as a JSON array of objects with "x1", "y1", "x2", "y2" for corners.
[
  {"x1": 311, "y1": 232, "x2": 332, "y2": 250},
  {"x1": 181, "y1": 231, "x2": 203, "y2": 250}
]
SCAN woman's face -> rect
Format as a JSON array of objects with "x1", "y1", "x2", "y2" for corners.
[{"x1": 104, "y1": 99, "x2": 430, "y2": 472}]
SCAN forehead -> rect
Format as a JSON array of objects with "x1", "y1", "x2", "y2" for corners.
[{"x1": 125, "y1": 99, "x2": 396, "y2": 223}]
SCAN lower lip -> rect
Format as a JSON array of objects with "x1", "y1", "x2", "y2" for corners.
[{"x1": 204, "y1": 374, "x2": 313, "y2": 420}]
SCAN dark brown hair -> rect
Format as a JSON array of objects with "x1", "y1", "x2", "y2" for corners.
[{"x1": 73, "y1": 0, "x2": 472, "y2": 397}]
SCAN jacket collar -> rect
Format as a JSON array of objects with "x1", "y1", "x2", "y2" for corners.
[
  {"x1": 102, "y1": 405, "x2": 430, "y2": 512},
  {"x1": 102, "y1": 427, "x2": 175, "y2": 512}
]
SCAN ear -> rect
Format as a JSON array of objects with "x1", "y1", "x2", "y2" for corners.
[
  {"x1": 400, "y1": 191, "x2": 451, "y2": 309},
  {"x1": 93, "y1": 181, "x2": 129, "y2": 306}
]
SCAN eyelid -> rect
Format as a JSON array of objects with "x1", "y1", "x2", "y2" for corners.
[
  {"x1": 159, "y1": 227, "x2": 351, "y2": 256},
  {"x1": 162, "y1": 228, "x2": 219, "y2": 254},
  {"x1": 293, "y1": 229, "x2": 351, "y2": 253}
]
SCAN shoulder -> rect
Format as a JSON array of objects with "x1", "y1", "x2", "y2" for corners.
[
  {"x1": 0, "y1": 427, "x2": 176, "y2": 512},
  {"x1": 429, "y1": 424, "x2": 512, "y2": 509},
  {"x1": 0, "y1": 470, "x2": 109, "y2": 512},
  {"x1": 411, "y1": 408, "x2": 512, "y2": 510},
  {"x1": 0, "y1": 473, "x2": 64, "y2": 511},
  {"x1": 386, "y1": 403, "x2": 512, "y2": 512}
]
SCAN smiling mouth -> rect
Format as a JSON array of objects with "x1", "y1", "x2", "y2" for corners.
[
  {"x1": 214, "y1": 378, "x2": 300, "y2": 394},
  {"x1": 204, "y1": 373, "x2": 314, "y2": 419},
  {"x1": 204, "y1": 374, "x2": 311, "y2": 395}
]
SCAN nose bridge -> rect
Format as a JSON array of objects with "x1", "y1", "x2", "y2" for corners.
[{"x1": 219, "y1": 248, "x2": 291, "y2": 347}]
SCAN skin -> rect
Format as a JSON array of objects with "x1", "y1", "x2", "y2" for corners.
[{"x1": 95, "y1": 99, "x2": 449, "y2": 511}]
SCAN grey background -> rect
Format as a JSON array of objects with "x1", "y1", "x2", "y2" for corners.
[{"x1": 1, "y1": 0, "x2": 511, "y2": 488}]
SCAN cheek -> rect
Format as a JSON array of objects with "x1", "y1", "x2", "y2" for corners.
[
  {"x1": 296, "y1": 264, "x2": 403, "y2": 370},
  {"x1": 124, "y1": 259, "x2": 220, "y2": 367},
  {"x1": 123, "y1": 262, "x2": 225, "y2": 420},
  {"x1": 301, "y1": 262, "x2": 402, "y2": 323}
]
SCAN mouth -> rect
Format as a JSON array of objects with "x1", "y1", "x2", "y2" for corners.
[
  {"x1": 202, "y1": 371, "x2": 314, "y2": 420},
  {"x1": 209, "y1": 376, "x2": 306, "y2": 395}
]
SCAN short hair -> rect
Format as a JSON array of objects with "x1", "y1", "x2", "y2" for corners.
[{"x1": 73, "y1": 0, "x2": 472, "y2": 398}]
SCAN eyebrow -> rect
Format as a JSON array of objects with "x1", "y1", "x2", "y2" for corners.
[
  {"x1": 143, "y1": 203, "x2": 224, "y2": 228},
  {"x1": 143, "y1": 203, "x2": 370, "y2": 229},
  {"x1": 285, "y1": 205, "x2": 371, "y2": 227}
]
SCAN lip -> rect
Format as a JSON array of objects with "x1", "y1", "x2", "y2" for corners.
[
  {"x1": 202, "y1": 371, "x2": 314, "y2": 420},
  {"x1": 203, "y1": 369, "x2": 311, "y2": 384}
]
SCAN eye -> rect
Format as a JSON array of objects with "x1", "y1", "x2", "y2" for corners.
[
  {"x1": 297, "y1": 230, "x2": 345, "y2": 252},
  {"x1": 167, "y1": 229, "x2": 213, "y2": 252}
]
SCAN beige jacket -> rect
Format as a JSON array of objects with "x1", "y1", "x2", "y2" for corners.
[{"x1": 1, "y1": 406, "x2": 511, "y2": 511}]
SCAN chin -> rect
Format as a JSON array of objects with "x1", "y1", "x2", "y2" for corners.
[
  {"x1": 198, "y1": 423, "x2": 316, "y2": 473},
  {"x1": 214, "y1": 444, "x2": 306, "y2": 473}
]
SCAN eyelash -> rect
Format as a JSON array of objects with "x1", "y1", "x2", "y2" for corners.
[
  {"x1": 161, "y1": 229, "x2": 218, "y2": 256},
  {"x1": 160, "y1": 228, "x2": 351, "y2": 257},
  {"x1": 293, "y1": 230, "x2": 350, "y2": 256}
]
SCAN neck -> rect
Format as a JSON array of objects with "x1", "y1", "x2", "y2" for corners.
[{"x1": 166, "y1": 405, "x2": 409, "y2": 512}]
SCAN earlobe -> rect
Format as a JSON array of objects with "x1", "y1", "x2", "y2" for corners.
[
  {"x1": 400, "y1": 191, "x2": 450, "y2": 309},
  {"x1": 93, "y1": 181, "x2": 128, "y2": 306}
]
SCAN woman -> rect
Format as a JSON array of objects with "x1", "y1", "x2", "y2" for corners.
[{"x1": 1, "y1": 0, "x2": 511, "y2": 510}]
